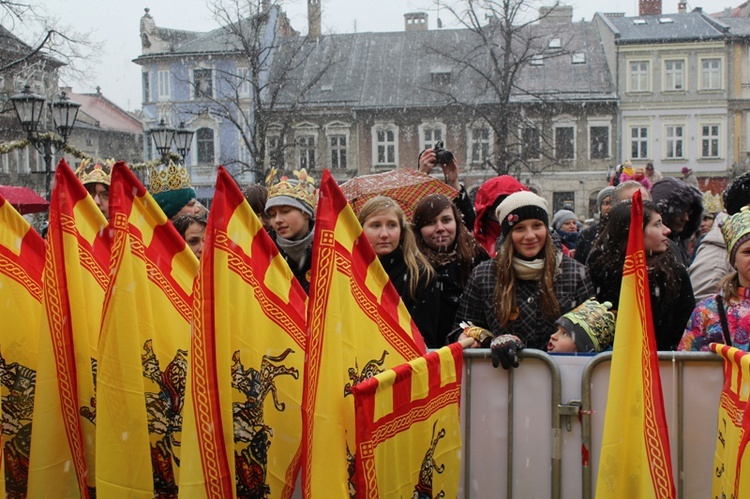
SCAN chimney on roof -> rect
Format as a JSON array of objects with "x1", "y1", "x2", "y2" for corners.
[
  {"x1": 639, "y1": 0, "x2": 662, "y2": 16},
  {"x1": 678, "y1": 1, "x2": 687, "y2": 14},
  {"x1": 539, "y1": 5, "x2": 574, "y2": 24},
  {"x1": 404, "y1": 12, "x2": 428, "y2": 32},
  {"x1": 308, "y1": 0, "x2": 321, "y2": 39}
]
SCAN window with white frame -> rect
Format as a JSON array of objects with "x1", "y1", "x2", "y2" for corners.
[
  {"x1": 665, "y1": 125, "x2": 684, "y2": 159},
  {"x1": 329, "y1": 135, "x2": 347, "y2": 169},
  {"x1": 374, "y1": 126, "x2": 397, "y2": 165},
  {"x1": 420, "y1": 123, "x2": 445, "y2": 151},
  {"x1": 157, "y1": 70, "x2": 170, "y2": 100},
  {"x1": 297, "y1": 135, "x2": 316, "y2": 170},
  {"x1": 589, "y1": 125, "x2": 610, "y2": 159},
  {"x1": 664, "y1": 59, "x2": 685, "y2": 91},
  {"x1": 555, "y1": 125, "x2": 575, "y2": 160},
  {"x1": 1, "y1": 154, "x2": 8, "y2": 174},
  {"x1": 701, "y1": 124, "x2": 720, "y2": 158},
  {"x1": 196, "y1": 127, "x2": 215, "y2": 164},
  {"x1": 701, "y1": 58, "x2": 722, "y2": 90},
  {"x1": 193, "y1": 68, "x2": 213, "y2": 99},
  {"x1": 470, "y1": 127, "x2": 491, "y2": 164},
  {"x1": 629, "y1": 61, "x2": 650, "y2": 92},
  {"x1": 521, "y1": 126, "x2": 541, "y2": 160},
  {"x1": 630, "y1": 126, "x2": 649, "y2": 159},
  {"x1": 237, "y1": 66, "x2": 251, "y2": 97},
  {"x1": 142, "y1": 71, "x2": 150, "y2": 102}
]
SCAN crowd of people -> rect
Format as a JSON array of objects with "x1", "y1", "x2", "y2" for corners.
[{"x1": 68, "y1": 153, "x2": 750, "y2": 367}]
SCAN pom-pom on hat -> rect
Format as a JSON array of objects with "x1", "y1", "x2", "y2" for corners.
[
  {"x1": 75, "y1": 158, "x2": 112, "y2": 187},
  {"x1": 552, "y1": 209, "x2": 577, "y2": 231},
  {"x1": 265, "y1": 168, "x2": 317, "y2": 219},
  {"x1": 555, "y1": 299, "x2": 617, "y2": 353},
  {"x1": 721, "y1": 206, "x2": 750, "y2": 267},
  {"x1": 496, "y1": 191, "x2": 549, "y2": 236}
]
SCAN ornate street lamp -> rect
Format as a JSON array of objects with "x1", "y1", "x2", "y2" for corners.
[
  {"x1": 173, "y1": 122, "x2": 195, "y2": 164},
  {"x1": 150, "y1": 118, "x2": 176, "y2": 160},
  {"x1": 10, "y1": 85, "x2": 80, "y2": 200}
]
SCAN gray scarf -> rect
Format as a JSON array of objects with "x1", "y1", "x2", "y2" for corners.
[{"x1": 276, "y1": 229, "x2": 314, "y2": 267}]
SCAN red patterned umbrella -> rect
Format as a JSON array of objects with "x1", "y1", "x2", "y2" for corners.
[
  {"x1": 340, "y1": 168, "x2": 458, "y2": 219},
  {"x1": 0, "y1": 185, "x2": 49, "y2": 215}
]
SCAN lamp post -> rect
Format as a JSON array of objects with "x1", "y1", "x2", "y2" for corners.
[
  {"x1": 10, "y1": 85, "x2": 80, "y2": 200},
  {"x1": 150, "y1": 119, "x2": 194, "y2": 165}
]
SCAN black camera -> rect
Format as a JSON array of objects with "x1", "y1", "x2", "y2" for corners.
[{"x1": 433, "y1": 141, "x2": 454, "y2": 165}]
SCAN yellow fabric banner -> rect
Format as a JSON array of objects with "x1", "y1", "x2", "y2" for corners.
[
  {"x1": 595, "y1": 191, "x2": 675, "y2": 499},
  {"x1": 0, "y1": 193, "x2": 45, "y2": 497},
  {"x1": 302, "y1": 169, "x2": 426, "y2": 498},
  {"x1": 709, "y1": 343, "x2": 750, "y2": 498},
  {"x1": 181, "y1": 166, "x2": 306, "y2": 499},
  {"x1": 96, "y1": 163, "x2": 197, "y2": 497},
  {"x1": 352, "y1": 343, "x2": 464, "y2": 499},
  {"x1": 27, "y1": 159, "x2": 109, "y2": 499}
]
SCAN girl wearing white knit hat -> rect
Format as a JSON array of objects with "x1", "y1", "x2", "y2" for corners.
[{"x1": 453, "y1": 191, "x2": 595, "y2": 369}]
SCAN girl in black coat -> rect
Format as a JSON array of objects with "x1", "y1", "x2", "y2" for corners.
[
  {"x1": 412, "y1": 194, "x2": 490, "y2": 347},
  {"x1": 587, "y1": 200, "x2": 695, "y2": 350}
]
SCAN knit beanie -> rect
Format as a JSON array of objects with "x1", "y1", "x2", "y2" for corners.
[
  {"x1": 153, "y1": 187, "x2": 197, "y2": 219},
  {"x1": 596, "y1": 186, "x2": 614, "y2": 212},
  {"x1": 496, "y1": 191, "x2": 549, "y2": 236},
  {"x1": 723, "y1": 170, "x2": 750, "y2": 215},
  {"x1": 721, "y1": 206, "x2": 750, "y2": 267},
  {"x1": 552, "y1": 209, "x2": 577, "y2": 231},
  {"x1": 555, "y1": 299, "x2": 616, "y2": 353},
  {"x1": 265, "y1": 168, "x2": 317, "y2": 219}
]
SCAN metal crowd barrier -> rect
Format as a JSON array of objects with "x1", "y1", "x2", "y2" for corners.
[{"x1": 458, "y1": 349, "x2": 724, "y2": 499}]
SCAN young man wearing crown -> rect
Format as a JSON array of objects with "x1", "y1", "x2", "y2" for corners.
[
  {"x1": 75, "y1": 159, "x2": 112, "y2": 220},
  {"x1": 264, "y1": 168, "x2": 317, "y2": 293},
  {"x1": 149, "y1": 162, "x2": 202, "y2": 220}
]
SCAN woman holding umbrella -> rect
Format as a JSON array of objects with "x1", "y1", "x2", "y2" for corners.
[
  {"x1": 358, "y1": 196, "x2": 441, "y2": 347},
  {"x1": 412, "y1": 193, "x2": 489, "y2": 346}
]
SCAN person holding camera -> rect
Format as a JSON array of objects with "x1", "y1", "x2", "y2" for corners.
[{"x1": 418, "y1": 142, "x2": 476, "y2": 229}]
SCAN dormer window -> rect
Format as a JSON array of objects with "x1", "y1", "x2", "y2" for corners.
[
  {"x1": 633, "y1": 18, "x2": 647, "y2": 25},
  {"x1": 659, "y1": 17, "x2": 673, "y2": 24},
  {"x1": 430, "y1": 69, "x2": 451, "y2": 84},
  {"x1": 531, "y1": 55, "x2": 544, "y2": 66},
  {"x1": 548, "y1": 38, "x2": 561, "y2": 49},
  {"x1": 572, "y1": 53, "x2": 586, "y2": 64}
]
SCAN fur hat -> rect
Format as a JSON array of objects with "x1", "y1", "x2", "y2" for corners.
[
  {"x1": 723, "y1": 171, "x2": 750, "y2": 216},
  {"x1": 265, "y1": 168, "x2": 317, "y2": 219},
  {"x1": 555, "y1": 299, "x2": 616, "y2": 353},
  {"x1": 496, "y1": 191, "x2": 549, "y2": 236},
  {"x1": 75, "y1": 158, "x2": 112, "y2": 187},
  {"x1": 721, "y1": 206, "x2": 750, "y2": 267},
  {"x1": 596, "y1": 186, "x2": 615, "y2": 212},
  {"x1": 552, "y1": 209, "x2": 577, "y2": 231}
]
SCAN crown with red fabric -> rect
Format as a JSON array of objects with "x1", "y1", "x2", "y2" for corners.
[{"x1": 75, "y1": 158, "x2": 112, "y2": 187}]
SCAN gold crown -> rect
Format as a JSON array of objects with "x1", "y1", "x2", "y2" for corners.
[
  {"x1": 75, "y1": 158, "x2": 112, "y2": 186},
  {"x1": 702, "y1": 190, "x2": 723, "y2": 214},
  {"x1": 267, "y1": 168, "x2": 316, "y2": 208},
  {"x1": 148, "y1": 161, "x2": 193, "y2": 195}
]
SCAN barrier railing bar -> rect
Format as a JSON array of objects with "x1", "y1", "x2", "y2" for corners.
[
  {"x1": 462, "y1": 348, "x2": 562, "y2": 499},
  {"x1": 580, "y1": 351, "x2": 720, "y2": 499},
  {"x1": 677, "y1": 359, "x2": 684, "y2": 499},
  {"x1": 463, "y1": 354, "x2": 472, "y2": 499}
]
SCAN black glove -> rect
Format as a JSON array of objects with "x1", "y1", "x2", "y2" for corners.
[{"x1": 490, "y1": 334, "x2": 524, "y2": 370}]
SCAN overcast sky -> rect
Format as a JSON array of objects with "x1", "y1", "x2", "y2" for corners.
[{"x1": 36, "y1": 0, "x2": 658, "y2": 111}]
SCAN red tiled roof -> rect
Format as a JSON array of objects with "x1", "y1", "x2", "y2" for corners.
[{"x1": 66, "y1": 90, "x2": 143, "y2": 134}]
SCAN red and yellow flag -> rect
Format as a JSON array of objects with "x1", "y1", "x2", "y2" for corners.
[
  {"x1": 352, "y1": 343, "x2": 463, "y2": 499},
  {"x1": 595, "y1": 191, "x2": 675, "y2": 498},
  {"x1": 0, "y1": 192, "x2": 45, "y2": 497},
  {"x1": 709, "y1": 343, "x2": 750, "y2": 497},
  {"x1": 27, "y1": 159, "x2": 109, "y2": 498},
  {"x1": 180, "y1": 167, "x2": 307, "y2": 498},
  {"x1": 302, "y1": 169, "x2": 426, "y2": 498},
  {"x1": 96, "y1": 163, "x2": 198, "y2": 497}
]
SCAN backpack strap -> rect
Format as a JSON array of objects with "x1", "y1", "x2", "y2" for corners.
[{"x1": 716, "y1": 295, "x2": 733, "y2": 347}]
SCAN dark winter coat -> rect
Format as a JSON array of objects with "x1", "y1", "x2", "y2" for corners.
[
  {"x1": 650, "y1": 177, "x2": 703, "y2": 266},
  {"x1": 380, "y1": 247, "x2": 442, "y2": 348},
  {"x1": 588, "y1": 255, "x2": 695, "y2": 350},
  {"x1": 574, "y1": 222, "x2": 600, "y2": 265},
  {"x1": 451, "y1": 255, "x2": 595, "y2": 350}
]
